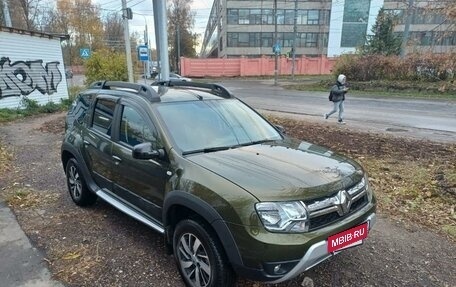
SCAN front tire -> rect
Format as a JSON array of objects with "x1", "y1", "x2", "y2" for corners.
[
  {"x1": 65, "y1": 158, "x2": 97, "y2": 206},
  {"x1": 173, "y1": 219, "x2": 235, "y2": 287}
]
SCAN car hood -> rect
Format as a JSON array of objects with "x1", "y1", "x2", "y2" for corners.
[{"x1": 186, "y1": 139, "x2": 364, "y2": 202}]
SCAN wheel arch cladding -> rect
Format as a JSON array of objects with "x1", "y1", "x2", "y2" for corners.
[
  {"x1": 61, "y1": 143, "x2": 98, "y2": 193},
  {"x1": 163, "y1": 190, "x2": 243, "y2": 267}
]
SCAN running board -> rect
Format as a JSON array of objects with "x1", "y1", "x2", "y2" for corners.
[{"x1": 96, "y1": 189, "x2": 165, "y2": 234}]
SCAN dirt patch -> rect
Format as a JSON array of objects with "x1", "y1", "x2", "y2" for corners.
[
  {"x1": 37, "y1": 116, "x2": 66, "y2": 134},
  {"x1": 1, "y1": 112, "x2": 455, "y2": 287}
]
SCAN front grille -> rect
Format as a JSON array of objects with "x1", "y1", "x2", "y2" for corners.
[
  {"x1": 305, "y1": 179, "x2": 369, "y2": 231},
  {"x1": 308, "y1": 195, "x2": 368, "y2": 230}
]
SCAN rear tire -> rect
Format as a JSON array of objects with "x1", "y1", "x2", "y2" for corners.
[
  {"x1": 65, "y1": 158, "x2": 97, "y2": 206},
  {"x1": 173, "y1": 219, "x2": 235, "y2": 287}
]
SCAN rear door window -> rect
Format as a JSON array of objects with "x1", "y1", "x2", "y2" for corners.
[{"x1": 92, "y1": 98, "x2": 116, "y2": 136}]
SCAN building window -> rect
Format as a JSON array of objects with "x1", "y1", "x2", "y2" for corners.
[
  {"x1": 238, "y1": 33, "x2": 250, "y2": 47},
  {"x1": 384, "y1": 9, "x2": 404, "y2": 24},
  {"x1": 298, "y1": 33, "x2": 319, "y2": 47},
  {"x1": 262, "y1": 9, "x2": 274, "y2": 24},
  {"x1": 227, "y1": 33, "x2": 238, "y2": 47},
  {"x1": 284, "y1": 10, "x2": 294, "y2": 25},
  {"x1": 412, "y1": 9, "x2": 446, "y2": 25},
  {"x1": 261, "y1": 32, "x2": 273, "y2": 47},
  {"x1": 341, "y1": 0, "x2": 370, "y2": 47},
  {"x1": 226, "y1": 8, "x2": 327, "y2": 26},
  {"x1": 308, "y1": 10, "x2": 320, "y2": 25},
  {"x1": 239, "y1": 9, "x2": 250, "y2": 24},
  {"x1": 341, "y1": 23, "x2": 367, "y2": 47},
  {"x1": 411, "y1": 31, "x2": 456, "y2": 46},
  {"x1": 227, "y1": 32, "x2": 325, "y2": 48},
  {"x1": 277, "y1": 10, "x2": 285, "y2": 24},
  {"x1": 249, "y1": 9, "x2": 262, "y2": 24},
  {"x1": 228, "y1": 9, "x2": 238, "y2": 24}
]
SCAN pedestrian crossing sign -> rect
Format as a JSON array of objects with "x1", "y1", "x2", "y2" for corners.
[{"x1": 80, "y1": 48, "x2": 91, "y2": 59}]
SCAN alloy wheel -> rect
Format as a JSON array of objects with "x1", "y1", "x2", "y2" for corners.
[
  {"x1": 177, "y1": 232, "x2": 212, "y2": 287},
  {"x1": 68, "y1": 165, "x2": 82, "y2": 200}
]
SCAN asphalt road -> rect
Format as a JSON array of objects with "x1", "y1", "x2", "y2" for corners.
[{"x1": 216, "y1": 79, "x2": 456, "y2": 143}]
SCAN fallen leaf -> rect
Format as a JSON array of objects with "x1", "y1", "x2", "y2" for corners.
[{"x1": 62, "y1": 252, "x2": 81, "y2": 260}]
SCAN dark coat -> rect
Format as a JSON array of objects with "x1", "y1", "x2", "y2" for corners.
[{"x1": 330, "y1": 82, "x2": 347, "y2": 102}]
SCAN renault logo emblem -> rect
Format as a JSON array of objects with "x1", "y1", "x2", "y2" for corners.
[{"x1": 335, "y1": 190, "x2": 351, "y2": 216}]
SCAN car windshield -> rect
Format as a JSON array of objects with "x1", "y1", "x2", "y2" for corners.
[{"x1": 156, "y1": 99, "x2": 282, "y2": 154}]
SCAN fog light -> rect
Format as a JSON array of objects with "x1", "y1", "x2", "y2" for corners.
[{"x1": 264, "y1": 260, "x2": 299, "y2": 276}]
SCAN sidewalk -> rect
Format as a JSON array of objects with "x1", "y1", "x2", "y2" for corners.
[{"x1": 0, "y1": 201, "x2": 63, "y2": 287}]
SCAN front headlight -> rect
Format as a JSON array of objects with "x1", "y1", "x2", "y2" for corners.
[{"x1": 255, "y1": 201, "x2": 309, "y2": 233}]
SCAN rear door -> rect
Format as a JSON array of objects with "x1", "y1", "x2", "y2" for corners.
[
  {"x1": 81, "y1": 95, "x2": 118, "y2": 190},
  {"x1": 111, "y1": 100, "x2": 169, "y2": 220}
]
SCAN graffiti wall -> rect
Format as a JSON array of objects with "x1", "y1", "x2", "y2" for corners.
[{"x1": 0, "y1": 30, "x2": 68, "y2": 109}]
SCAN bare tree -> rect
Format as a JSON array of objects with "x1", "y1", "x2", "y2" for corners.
[
  {"x1": 167, "y1": 0, "x2": 198, "y2": 71},
  {"x1": 17, "y1": 0, "x2": 41, "y2": 30},
  {"x1": 0, "y1": 1, "x2": 4, "y2": 25},
  {"x1": 103, "y1": 12, "x2": 124, "y2": 51}
]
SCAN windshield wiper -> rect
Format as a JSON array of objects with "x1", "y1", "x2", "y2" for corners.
[
  {"x1": 182, "y1": 146, "x2": 232, "y2": 155},
  {"x1": 182, "y1": 140, "x2": 277, "y2": 155},
  {"x1": 238, "y1": 139, "x2": 276, "y2": 147}
]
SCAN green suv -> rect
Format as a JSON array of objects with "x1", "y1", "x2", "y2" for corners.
[{"x1": 61, "y1": 81, "x2": 376, "y2": 287}]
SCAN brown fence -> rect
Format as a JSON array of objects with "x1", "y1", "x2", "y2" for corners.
[{"x1": 180, "y1": 56, "x2": 337, "y2": 77}]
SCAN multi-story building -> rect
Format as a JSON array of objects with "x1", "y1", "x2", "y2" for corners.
[{"x1": 200, "y1": 0, "x2": 455, "y2": 58}]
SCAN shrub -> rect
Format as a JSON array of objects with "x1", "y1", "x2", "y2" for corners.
[
  {"x1": 333, "y1": 53, "x2": 456, "y2": 83},
  {"x1": 84, "y1": 50, "x2": 128, "y2": 85}
]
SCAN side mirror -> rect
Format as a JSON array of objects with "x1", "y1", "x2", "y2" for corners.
[
  {"x1": 275, "y1": 124, "x2": 286, "y2": 134},
  {"x1": 132, "y1": 142, "x2": 164, "y2": 160}
]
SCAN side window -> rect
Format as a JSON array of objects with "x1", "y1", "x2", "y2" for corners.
[
  {"x1": 119, "y1": 106, "x2": 157, "y2": 147},
  {"x1": 92, "y1": 98, "x2": 116, "y2": 136}
]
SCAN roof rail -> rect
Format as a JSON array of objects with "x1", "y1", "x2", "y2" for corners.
[
  {"x1": 152, "y1": 80, "x2": 233, "y2": 99},
  {"x1": 89, "y1": 81, "x2": 160, "y2": 102}
]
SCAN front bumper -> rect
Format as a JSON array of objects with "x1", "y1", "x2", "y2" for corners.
[{"x1": 269, "y1": 212, "x2": 376, "y2": 284}]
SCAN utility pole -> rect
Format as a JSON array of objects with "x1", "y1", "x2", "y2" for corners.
[
  {"x1": 274, "y1": 0, "x2": 278, "y2": 86},
  {"x1": 152, "y1": 0, "x2": 161, "y2": 80},
  {"x1": 400, "y1": 0, "x2": 414, "y2": 58},
  {"x1": 122, "y1": 0, "x2": 134, "y2": 82},
  {"x1": 153, "y1": 0, "x2": 170, "y2": 81},
  {"x1": 291, "y1": 0, "x2": 298, "y2": 80},
  {"x1": 177, "y1": 25, "x2": 181, "y2": 73},
  {"x1": 175, "y1": 1, "x2": 181, "y2": 73},
  {"x1": 144, "y1": 24, "x2": 149, "y2": 83},
  {"x1": 2, "y1": 0, "x2": 12, "y2": 27}
]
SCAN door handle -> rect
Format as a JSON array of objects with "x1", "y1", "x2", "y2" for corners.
[
  {"x1": 83, "y1": 140, "x2": 91, "y2": 146},
  {"x1": 112, "y1": 155, "x2": 122, "y2": 164}
]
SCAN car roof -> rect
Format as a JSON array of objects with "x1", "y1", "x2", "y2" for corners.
[
  {"x1": 86, "y1": 81, "x2": 233, "y2": 104},
  {"x1": 155, "y1": 87, "x2": 226, "y2": 102}
]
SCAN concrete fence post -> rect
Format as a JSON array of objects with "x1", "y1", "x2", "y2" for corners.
[
  {"x1": 240, "y1": 56, "x2": 245, "y2": 77},
  {"x1": 180, "y1": 57, "x2": 186, "y2": 76}
]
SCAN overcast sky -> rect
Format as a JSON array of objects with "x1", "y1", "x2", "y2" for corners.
[{"x1": 93, "y1": 0, "x2": 213, "y2": 50}]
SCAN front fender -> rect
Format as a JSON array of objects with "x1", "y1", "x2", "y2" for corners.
[{"x1": 163, "y1": 190, "x2": 243, "y2": 267}]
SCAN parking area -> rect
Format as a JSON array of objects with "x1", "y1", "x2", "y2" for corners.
[{"x1": 0, "y1": 112, "x2": 454, "y2": 286}]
